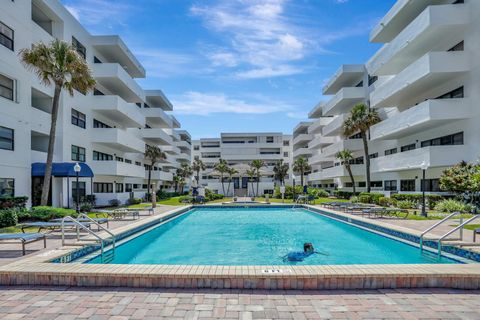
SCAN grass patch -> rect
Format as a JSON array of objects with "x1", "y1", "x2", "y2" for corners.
[
  {"x1": 450, "y1": 224, "x2": 480, "y2": 231},
  {"x1": 0, "y1": 226, "x2": 41, "y2": 234}
]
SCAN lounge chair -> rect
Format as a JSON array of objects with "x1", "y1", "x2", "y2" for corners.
[
  {"x1": 362, "y1": 207, "x2": 386, "y2": 218},
  {"x1": 0, "y1": 233, "x2": 46, "y2": 255},
  {"x1": 96, "y1": 209, "x2": 139, "y2": 220},
  {"x1": 51, "y1": 217, "x2": 109, "y2": 229},
  {"x1": 21, "y1": 221, "x2": 91, "y2": 233},
  {"x1": 126, "y1": 207, "x2": 153, "y2": 216},
  {"x1": 474, "y1": 228, "x2": 480, "y2": 242}
]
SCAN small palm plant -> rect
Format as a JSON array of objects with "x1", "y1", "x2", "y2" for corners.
[
  {"x1": 293, "y1": 156, "x2": 311, "y2": 187},
  {"x1": 177, "y1": 163, "x2": 193, "y2": 193},
  {"x1": 20, "y1": 40, "x2": 96, "y2": 205},
  {"x1": 145, "y1": 145, "x2": 167, "y2": 202},
  {"x1": 226, "y1": 167, "x2": 238, "y2": 197},
  {"x1": 343, "y1": 103, "x2": 381, "y2": 192},
  {"x1": 250, "y1": 159, "x2": 265, "y2": 197},
  {"x1": 214, "y1": 159, "x2": 229, "y2": 195},
  {"x1": 246, "y1": 168, "x2": 256, "y2": 198},
  {"x1": 192, "y1": 158, "x2": 206, "y2": 184},
  {"x1": 273, "y1": 159, "x2": 289, "y2": 185},
  {"x1": 336, "y1": 150, "x2": 356, "y2": 194},
  {"x1": 172, "y1": 175, "x2": 183, "y2": 193}
]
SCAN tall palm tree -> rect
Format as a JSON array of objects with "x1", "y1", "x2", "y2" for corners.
[
  {"x1": 336, "y1": 150, "x2": 356, "y2": 194},
  {"x1": 214, "y1": 159, "x2": 229, "y2": 195},
  {"x1": 273, "y1": 160, "x2": 289, "y2": 185},
  {"x1": 145, "y1": 145, "x2": 167, "y2": 201},
  {"x1": 177, "y1": 163, "x2": 193, "y2": 193},
  {"x1": 172, "y1": 175, "x2": 183, "y2": 193},
  {"x1": 293, "y1": 156, "x2": 311, "y2": 187},
  {"x1": 226, "y1": 167, "x2": 238, "y2": 197},
  {"x1": 343, "y1": 103, "x2": 381, "y2": 192},
  {"x1": 246, "y1": 168, "x2": 256, "y2": 197},
  {"x1": 192, "y1": 158, "x2": 206, "y2": 183},
  {"x1": 20, "y1": 39, "x2": 96, "y2": 205},
  {"x1": 250, "y1": 160, "x2": 265, "y2": 197}
]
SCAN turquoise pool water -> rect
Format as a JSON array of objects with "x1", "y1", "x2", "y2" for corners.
[{"x1": 87, "y1": 207, "x2": 457, "y2": 265}]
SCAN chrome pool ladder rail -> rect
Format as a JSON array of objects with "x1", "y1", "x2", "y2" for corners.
[
  {"x1": 436, "y1": 215, "x2": 480, "y2": 258},
  {"x1": 419, "y1": 212, "x2": 461, "y2": 253},
  {"x1": 61, "y1": 215, "x2": 116, "y2": 263}
]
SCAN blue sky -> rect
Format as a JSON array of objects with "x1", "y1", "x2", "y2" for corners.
[{"x1": 61, "y1": 0, "x2": 395, "y2": 139}]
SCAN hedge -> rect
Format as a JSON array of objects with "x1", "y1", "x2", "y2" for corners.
[
  {"x1": 333, "y1": 190, "x2": 358, "y2": 199},
  {"x1": 0, "y1": 196, "x2": 28, "y2": 209},
  {"x1": 391, "y1": 194, "x2": 443, "y2": 210},
  {"x1": 0, "y1": 209, "x2": 18, "y2": 228}
]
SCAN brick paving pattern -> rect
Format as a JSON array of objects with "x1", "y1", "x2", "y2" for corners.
[{"x1": 0, "y1": 287, "x2": 479, "y2": 319}]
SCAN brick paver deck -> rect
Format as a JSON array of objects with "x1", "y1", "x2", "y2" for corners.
[{"x1": 0, "y1": 286, "x2": 479, "y2": 319}]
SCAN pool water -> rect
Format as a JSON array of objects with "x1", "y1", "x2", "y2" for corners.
[{"x1": 87, "y1": 207, "x2": 457, "y2": 265}]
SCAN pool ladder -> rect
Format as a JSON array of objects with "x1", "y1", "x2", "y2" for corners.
[
  {"x1": 419, "y1": 212, "x2": 480, "y2": 259},
  {"x1": 61, "y1": 214, "x2": 116, "y2": 263}
]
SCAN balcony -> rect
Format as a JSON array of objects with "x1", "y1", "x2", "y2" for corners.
[
  {"x1": 92, "y1": 63, "x2": 145, "y2": 103},
  {"x1": 140, "y1": 128, "x2": 173, "y2": 145},
  {"x1": 176, "y1": 153, "x2": 191, "y2": 163},
  {"x1": 323, "y1": 87, "x2": 365, "y2": 116},
  {"x1": 319, "y1": 165, "x2": 364, "y2": 180},
  {"x1": 308, "y1": 102, "x2": 325, "y2": 119},
  {"x1": 90, "y1": 161, "x2": 145, "y2": 178},
  {"x1": 308, "y1": 117, "x2": 333, "y2": 134},
  {"x1": 370, "y1": 98, "x2": 470, "y2": 141},
  {"x1": 31, "y1": 19, "x2": 54, "y2": 46},
  {"x1": 222, "y1": 153, "x2": 282, "y2": 161},
  {"x1": 371, "y1": 145, "x2": 469, "y2": 173},
  {"x1": 163, "y1": 145, "x2": 181, "y2": 155},
  {"x1": 292, "y1": 134, "x2": 313, "y2": 147},
  {"x1": 145, "y1": 90, "x2": 173, "y2": 111},
  {"x1": 30, "y1": 107, "x2": 51, "y2": 135},
  {"x1": 92, "y1": 35, "x2": 145, "y2": 78},
  {"x1": 293, "y1": 122, "x2": 312, "y2": 135},
  {"x1": 308, "y1": 136, "x2": 336, "y2": 150},
  {"x1": 370, "y1": 0, "x2": 453, "y2": 43},
  {"x1": 148, "y1": 171, "x2": 174, "y2": 181},
  {"x1": 92, "y1": 95, "x2": 145, "y2": 127},
  {"x1": 368, "y1": 4, "x2": 468, "y2": 76},
  {"x1": 371, "y1": 52, "x2": 469, "y2": 108},
  {"x1": 91, "y1": 128, "x2": 145, "y2": 153},
  {"x1": 321, "y1": 114, "x2": 346, "y2": 137},
  {"x1": 293, "y1": 148, "x2": 312, "y2": 159},
  {"x1": 176, "y1": 140, "x2": 191, "y2": 152},
  {"x1": 142, "y1": 108, "x2": 173, "y2": 128},
  {"x1": 322, "y1": 139, "x2": 363, "y2": 158},
  {"x1": 323, "y1": 64, "x2": 364, "y2": 95},
  {"x1": 309, "y1": 152, "x2": 334, "y2": 166}
]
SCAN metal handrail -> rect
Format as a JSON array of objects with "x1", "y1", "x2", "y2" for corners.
[
  {"x1": 419, "y1": 211, "x2": 461, "y2": 252},
  {"x1": 78, "y1": 214, "x2": 116, "y2": 252},
  {"x1": 436, "y1": 215, "x2": 480, "y2": 257}
]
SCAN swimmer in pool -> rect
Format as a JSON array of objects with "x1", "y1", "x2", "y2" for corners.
[{"x1": 282, "y1": 243, "x2": 327, "y2": 262}]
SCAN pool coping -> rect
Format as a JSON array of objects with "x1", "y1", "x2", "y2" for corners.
[{"x1": 0, "y1": 204, "x2": 479, "y2": 290}]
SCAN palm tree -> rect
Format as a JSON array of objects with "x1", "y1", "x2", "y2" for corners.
[
  {"x1": 145, "y1": 145, "x2": 167, "y2": 201},
  {"x1": 214, "y1": 159, "x2": 229, "y2": 195},
  {"x1": 336, "y1": 150, "x2": 356, "y2": 194},
  {"x1": 246, "y1": 168, "x2": 256, "y2": 198},
  {"x1": 177, "y1": 163, "x2": 193, "y2": 193},
  {"x1": 293, "y1": 156, "x2": 311, "y2": 187},
  {"x1": 226, "y1": 167, "x2": 238, "y2": 197},
  {"x1": 273, "y1": 160, "x2": 289, "y2": 185},
  {"x1": 192, "y1": 158, "x2": 206, "y2": 183},
  {"x1": 343, "y1": 103, "x2": 381, "y2": 192},
  {"x1": 250, "y1": 160, "x2": 265, "y2": 197},
  {"x1": 172, "y1": 175, "x2": 184, "y2": 193},
  {"x1": 20, "y1": 40, "x2": 96, "y2": 205}
]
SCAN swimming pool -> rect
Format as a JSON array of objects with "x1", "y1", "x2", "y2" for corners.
[{"x1": 86, "y1": 207, "x2": 458, "y2": 265}]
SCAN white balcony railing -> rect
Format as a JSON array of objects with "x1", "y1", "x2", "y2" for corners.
[{"x1": 91, "y1": 95, "x2": 145, "y2": 127}]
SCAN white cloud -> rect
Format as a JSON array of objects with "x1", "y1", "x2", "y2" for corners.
[
  {"x1": 171, "y1": 92, "x2": 292, "y2": 116},
  {"x1": 133, "y1": 48, "x2": 202, "y2": 78},
  {"x1": 63, "y1": 0, "x2": 133, "y2": 26},
  {"x1": 235, "y1": 65, "x2": 302, "y2": 79},
  {"x1": 286, "y1": 111, "x2": 308, "y2": 119}
]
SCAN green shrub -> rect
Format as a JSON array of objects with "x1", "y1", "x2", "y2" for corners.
[
  {"x1": 178, "y1": 196, "x2": 193, "y2": 203},
  {"x1": 435, "y1": 199, "x2": 468, "y2": 213},
  {"x1": 273, "y1": 185, "x2": 303, "y2": 199},
  {"x1": 333, "y1": 190, "x2": 355, "y2": 199},
  {"x1": 378, "y1": 197, "x2": 391, "y2": 207},
  {"x1": 79, "y1": 203, "x2": 93, "y2": 212},
  {"x1": 358, "y1": 192, "x2": 384, "y2": 205},
  {"x1": 156, "y1": 190, "x2": 181, "y2": 200},
  {"x1": 359, "y1": 195, "x2": 371, "y2": 204},
  {"x1": 0, "y1": 196, "x2": 28, "y2": 209},
  {"x1": 204, "y1": 189, "x2": 223, "y2": 202},
  {"x1": 30, "y1": 206, "x2": 77, "y2": 221},
  {"x1": 108, "y1": 199, "x2": 121, "y2": 207},
  {"x1": 350, "y1": 196, "x2": 359, "y2": 203},
  {"x1": 127, "y1": 198, "x2": 142, "y2": 205},
  {"x1": 391, "y1": 194, "x2": 444, "y2": 210},
  {"x1": 307, "y1": 188, "x2": 329, "y2": 198},
  {"x1": 16, "y1": 209, "x2": 32, "y2": 222},
  {"x1": 397, "y1": 200, "x2": 416, "y2": 209},
  {"x1": 0, "y1": 209, "x2": 18, "y2": 228}
]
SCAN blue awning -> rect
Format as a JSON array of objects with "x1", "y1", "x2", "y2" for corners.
[{"x1": 32, "y1": 162, "x2": 94, "y2": 178}]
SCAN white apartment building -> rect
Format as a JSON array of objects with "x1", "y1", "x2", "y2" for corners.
[
  {"x1": 0, "y1": 0, "x2": 191, "y2": 206},
  {"x1": 192, "y1": 133, "x2": 293, "y2": 196},
  {"x1": 304, "y1": 0, "x2": 478, "y2": 194}
]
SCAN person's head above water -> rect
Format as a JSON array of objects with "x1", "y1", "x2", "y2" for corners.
[{"x1": 303, "y1": 242, "x2": 314, "y2": 253}]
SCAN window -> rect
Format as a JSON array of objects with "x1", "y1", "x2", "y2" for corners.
[
  {"x1": 116, "y1": 183, "x2": 124, "y2": 193},
  {"x1": 422, "y1": 179, "x2": 440, "y2": 192},
  {"x1": 448, "y1": 41, "x2": 464, "y2": 52},
  {"x1": 72, "y1": 181, "x2": 86, "y2": 200},
  {"x1": 93, "y1": 151, "x2": 113, "y2": 161},
  {"x1": 345, "y1": 182, "x2": 353, "y2": 188},
  {"x1": 93, "y1": 88, "x2": 104, "y2": 96},
  {"x1": 93, "y1": 119, "x2": 111, "y2": 128},
  {"x1": 125, "y1": 183, "x2": 133, "y2": 192},
  {"x1": 283, "y1": 140, "x2": 290, "y2": 146},
  {"x1": 348, "y1": 157, "x2": 364, "y2": 165},
  {"x1": 266, "y1": 136, "x2": 274, "y2": 143},
  {"x1": 135, "y1": 161, "x2": 141, "y2": 166},
  {"x1": 421, "y1": 132, "x2": 463, "y2": 148},
  {"x1": 368, "y1": 75, "x2": 378, "y2": 86},
  {"x1": 358, "y1": 182, "x2": 366, "y2": 188},
  {"x1": 371, "y1": 181, "x2": 382, "y2": 188},
  {"x1": 72, "y1": 37, "x2": 86, "y2": 59},
  {"x1": 71, "y1": 145, "x2": 86, "y2": 162},
  {"x1": 385, "y1": 148, "x2": 397, "y2": 156},
  {"x1": 283, "y1": 152, "x2": 289, "y2": 157},
  {"x1": 0, "y1": 73, "x2": 14, "y2": 101},
  {"x1": 0, "y1": 178, "x2": 14, "y2": 197},
  {"x1": 369, "y1": 152, "x2": 378, "y2": 159},
  {"x1": 401, "y1": 143, "x2": 416, "y2": 152},
  {"x1": 349, "y1": 132, "x2": 363, "y2": 139},
  {"x1": 135, "y1": 103, "x2": 142, "y2": 108},
  {"x1": 93, "y1": 56, "x2": 102, "y2": 63},
  {"x1": 0, "y1": 21, "x2": 14, "y2": 51},
  {"x1": 355, "y1": 80, "x2": 363, "y2": 88},
  {"x1": 401, "y1": 180, "x2": 416, "y2": 192},
  {"x1": 124, "y1": 159, "x2": 132, "y2": 164},
  {"x1": 115, "y1": 156, "x2": 124, "y2": 162},
  {"x1": 436, "y1": 86, "x2": 463, "y2": 99},
  {"x1": 384, "y1": 180, "x2": 397, "y2": 191},
  {"x1": 93, "y1": 182, "x2": 113, "y2": 193},
  {"x1": 0, "y1": 126, "x2": 14, "y2": 150},
  {"x1": 71, "y1": 109, "x2": 86, "y2": 129}
]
